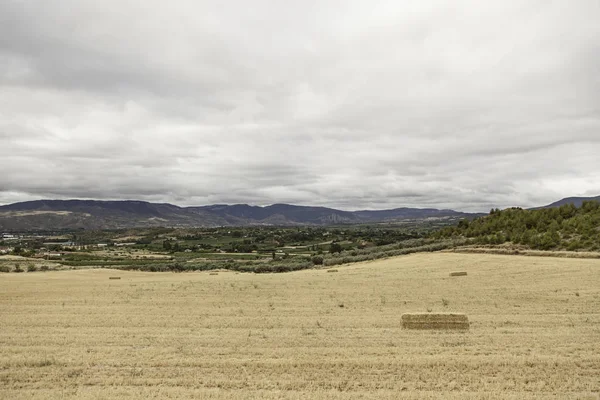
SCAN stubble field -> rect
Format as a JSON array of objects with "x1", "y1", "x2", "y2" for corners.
[{"x1": 1, "y1": 253, "x2": 599, "y2": 399}]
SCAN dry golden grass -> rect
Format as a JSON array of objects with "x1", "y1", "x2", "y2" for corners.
[
  {"x1": 1, "y1": 253, "x2": 599, "y2": 399},
  {"x1": 448, "y1": 246, "x2": 600, "y2": 259},
  {"x1": 0, "y1": 257, "x2": 60, "y2": 272}
]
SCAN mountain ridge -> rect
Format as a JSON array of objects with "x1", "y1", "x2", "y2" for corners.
[
  {"x1": 534, "y1": 195, "x2": 600, "y2": 209},
  {"x1": 0, "y1": 199, "x2": 479, "y2": 230},
  {"x1": 2, "y1": 195, "x2": 594, "y2": 231}
]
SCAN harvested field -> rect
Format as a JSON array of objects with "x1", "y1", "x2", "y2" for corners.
[{"x1": 1, "y1": 253, "x2": 599, "y2": 399}]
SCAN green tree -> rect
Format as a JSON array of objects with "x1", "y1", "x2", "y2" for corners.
[{"x1": 329, "y1": 242, "x2": 343, "y2": 254}]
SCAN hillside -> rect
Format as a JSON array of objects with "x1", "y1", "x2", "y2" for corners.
[
  {"x1": 0, "y1": 200, "x2": 227, "y2": 230},
  {"x1": 353, "y1": 207, "x2": 475, "y2": 220},
  {"x1": 434, "y1": 200, "x2": 600, "y2": 251},
  {"x1": 189, "y1": 203, "x2": 360, "y2": 225},
  {"x1": 0, "y1": 200, "x2": 478, "y2": 230}
]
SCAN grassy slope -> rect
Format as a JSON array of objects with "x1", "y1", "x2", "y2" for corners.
[{"x1": 1, "y1": 253, "x2": 599, "y2": 399}]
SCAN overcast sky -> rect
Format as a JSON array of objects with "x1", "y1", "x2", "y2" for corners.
[{"x1": 1, "y1": 1, "x2": 599, "y2": 211}]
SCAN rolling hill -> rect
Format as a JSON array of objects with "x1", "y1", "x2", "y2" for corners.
[{"x1": 435, "y1": 197, "x2": 600, "y2": 251}]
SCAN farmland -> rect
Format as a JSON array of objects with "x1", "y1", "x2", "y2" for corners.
[
  {"x1": 0, "y1": 225, "x2": 460, "y2": 273},
  {"x1": 1, "y1": 253, "x2": 599, "y2": 399}
]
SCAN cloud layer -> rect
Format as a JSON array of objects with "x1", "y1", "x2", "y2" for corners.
[{"x1": 1, "y1": 0, "x2": 599, "y2": 211}]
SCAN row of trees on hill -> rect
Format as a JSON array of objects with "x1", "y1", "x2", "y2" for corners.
[{"x1": 433, "y1": 201, "x2": 600, "y2": 251}]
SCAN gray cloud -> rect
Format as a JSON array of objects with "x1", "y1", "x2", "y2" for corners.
[{"x1": 1, "y1": 0, "x2": 599, "y2": 212}]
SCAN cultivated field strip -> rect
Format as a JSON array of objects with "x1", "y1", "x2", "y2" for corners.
[{"x1": 1, "y1": 253, "x2": 599, "y2": 399}]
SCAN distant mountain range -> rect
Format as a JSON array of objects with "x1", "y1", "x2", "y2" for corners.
[
  {"x1": 535, "y1": 195, "x2": 600, "y2": 209},
  {"x1": 0, "y1": 195, "x2": 597, "y2": 231},
  {"x1": 0, "y1": 199, "x2": 479, "y2": 230}
]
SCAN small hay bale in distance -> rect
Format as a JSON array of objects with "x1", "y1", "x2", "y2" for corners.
[
  {"x1": 401, "y1": 313, "x2": 469, "y2": 330},
  {"x1": 449, "y1": 271, "x2": 467, "y2": 277},
  {"x1": 327, "y1": 269, "x2": 338, "y2": 273},
  {"x1": 108, "y1": 276, "x2": 121, "y2": 280},
  {"x1": 209, "y1": 272, "x2": 218, "y2": 275}
]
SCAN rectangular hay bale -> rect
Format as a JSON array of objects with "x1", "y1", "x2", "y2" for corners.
[
  {"x1": 401, "y1": 313, "x2": 469, "y2": 330},
  {"x1": 449, "y1": 271, "x2": 467, "y2": 277},
  {"x1": 108, "y1": 277, "x2": 121, "y2": 280}
]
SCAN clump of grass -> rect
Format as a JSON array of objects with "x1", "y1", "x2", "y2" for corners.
[{"x1": 24, "y1": 358, "x2": 56, "y2": 367}]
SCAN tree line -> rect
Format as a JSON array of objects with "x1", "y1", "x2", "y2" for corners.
[{"x1": 433, "y1": 201, "x2": 600, "y2": 251}]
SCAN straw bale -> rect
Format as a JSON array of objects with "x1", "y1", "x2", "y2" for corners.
[{"x1": 401, "y1": 312, "x2": 469, "y2": 330}]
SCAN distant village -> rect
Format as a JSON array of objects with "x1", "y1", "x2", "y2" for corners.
[{"x1": 0, "y1": 232, "x2": 135, "y2": 259}]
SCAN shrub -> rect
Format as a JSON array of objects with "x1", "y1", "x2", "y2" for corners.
[
  {"x1": 26, "y1": 265, "x2": 37, "y2": 272},
  {"x1": 311, "y1": 256, "x2": 324, "y2": 265},
  {"x1": 0, "y1": 266, "x2": 10, "y2": 273},
  {"x1": 168, "y1": 263, "x2": 185, "y2": 272},
  {"x1": 14, "y1": 264, "x2": 24, "y2": 273}
]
